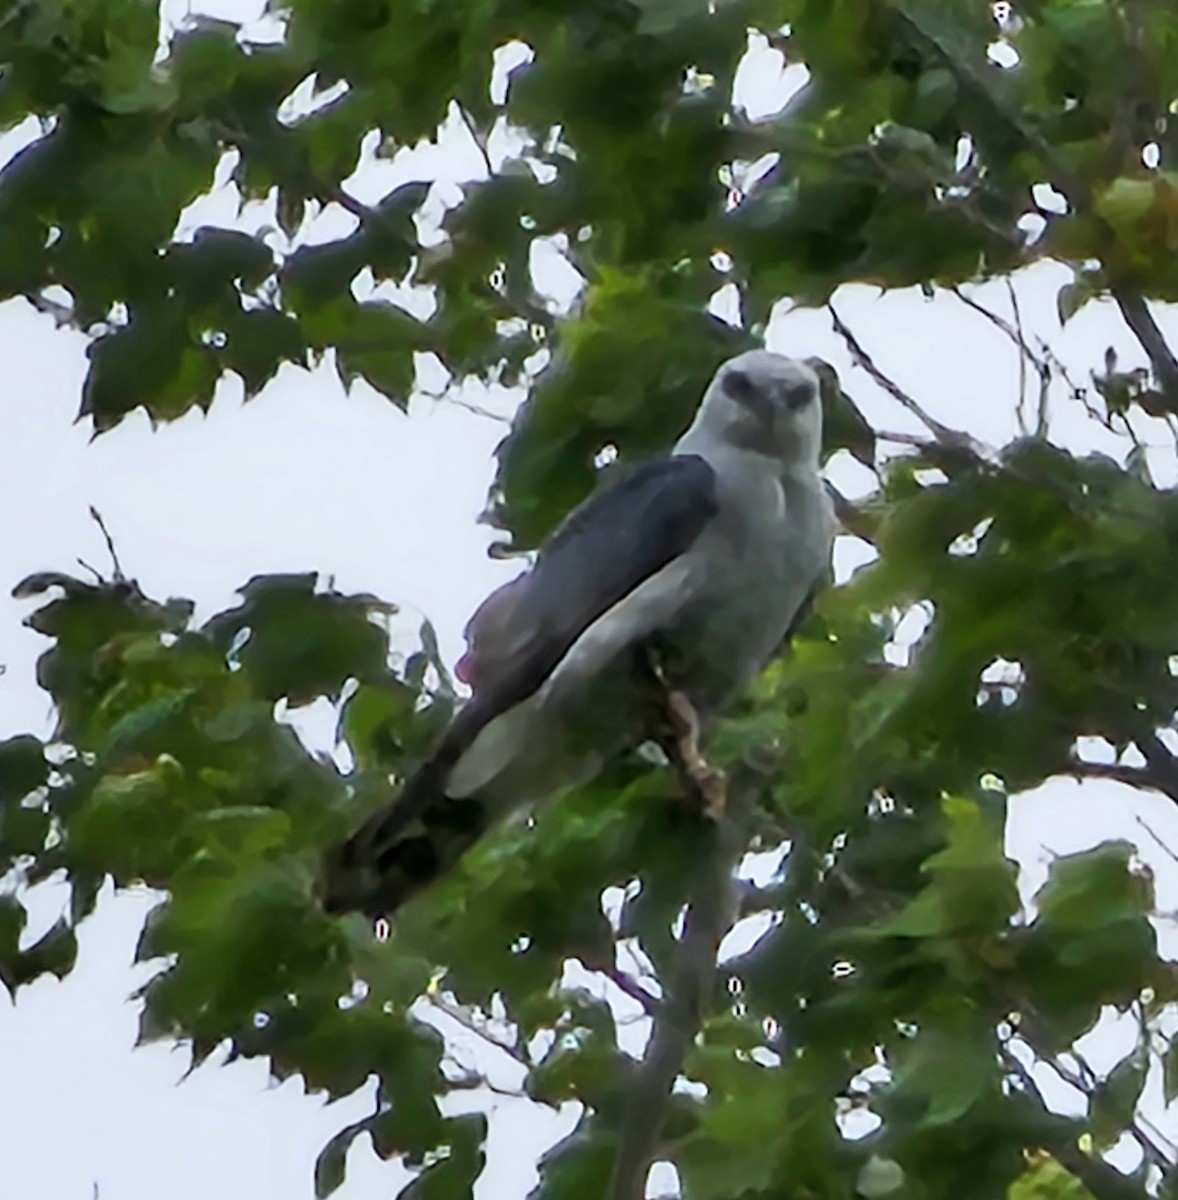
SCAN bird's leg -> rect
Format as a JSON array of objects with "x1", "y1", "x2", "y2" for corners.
[{"x1": 643, "y1": 648, "x2": 727, "y2": 820}]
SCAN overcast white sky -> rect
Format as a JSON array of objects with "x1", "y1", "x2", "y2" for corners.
[{"x1": 4, "y1": 4, "x2": 1178, "y2": 1198}]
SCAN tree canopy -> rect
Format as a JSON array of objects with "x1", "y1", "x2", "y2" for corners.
[{"x1": 4, "y1": 1, "x2": 1178, "y2": 1197}]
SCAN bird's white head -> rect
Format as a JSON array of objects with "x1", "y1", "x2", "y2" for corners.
[{"x1": 677, "y1": 350, "x2": 824, "y2": 469}]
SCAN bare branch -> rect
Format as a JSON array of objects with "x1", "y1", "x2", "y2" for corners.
[
  {"x1": 421, "y1": 990, "x2": 525, "y2": 1063},
  {"x1": 439, "y1": 393, "x2": 512, "y2": 424},
  {"x1": 444, "y1": 1068, "x2": 527, "y2": 1099},
  {"x1": 457, "y1": 104, "x2": 495, "y2": 179},
  {"x1": 1134, "y1": 815, "x2": 1178, "y2": 869},
  {"x1": 1065, "y1": 761, "x2": 1157, "y2": 787},
  {"x1": 890, "y1": 2, "x2": 1178, "y2": 412},
  {"x1": 1136, "y1": 731, "x2": 1178, "y2": 801},
  {"x1": 24, "y1": 289, "x2": 75, "y2": 327},
  {"x1": 827, "y1": 304, "x2": 982, "y2": 454},
  {"x1": 875, "y1": 429, "x2": 932, "y2": 448},
  {"x1": 88, "y1": 507, "x2": 126, "y2": 582},
  {"x1": 601, "y1": 966, "x2": 661, "y2": 1017},
  {"x1": 948, "y1": 284, "x2": 1052, "y2": 436},
  {"x1": 1065, "y1": 747, "x2": 1178, "y2": 807},
  {"x1": 1012, "y1": 1015, "x2": 1176, "y2": 1178},
  {"x1": 1111, "y1": 287, "x2": 1178, "y2": 406},
  {"x1": 1001, "y1": 1047, "x2": 1150, "y2": 1200}
]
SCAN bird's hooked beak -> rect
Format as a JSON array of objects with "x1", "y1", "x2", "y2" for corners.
[{"x1": 723, "y1": 367, "x2": 774, "y2": 425}]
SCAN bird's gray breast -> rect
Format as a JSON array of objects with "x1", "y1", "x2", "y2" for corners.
[
  {"x1": 658, "y1": 466, "x2": 831, "y2": 709},
  {"x1": 445, "y1": 462, "x2": 831, "y2": 807}
]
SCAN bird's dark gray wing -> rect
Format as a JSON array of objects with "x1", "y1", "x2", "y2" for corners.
[
  {"x1": 319, "y1": 454, "x2": 718, "y2": 915},
  {"x1": 464, "y1": 455, "x2": 718, "y2": 696}
]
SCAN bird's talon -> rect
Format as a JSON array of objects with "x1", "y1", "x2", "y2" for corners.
[
  {"x1": 658, "y1": 682, "x2": 726, "y2": 818},
  {"x1": 699, "y1": 767, "x2": 727, "y2": 820}
]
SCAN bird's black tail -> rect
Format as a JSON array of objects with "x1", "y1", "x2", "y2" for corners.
[{"x1": 318, "y1": 756, "x2": 490, "y2": 919}]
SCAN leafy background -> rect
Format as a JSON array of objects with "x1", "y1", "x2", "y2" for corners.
[{"x1": 4, "y1": 0, "x2": 1178, "y2": 1198}]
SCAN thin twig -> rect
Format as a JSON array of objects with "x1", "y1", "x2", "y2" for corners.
[
  {"x1": 421, "y1": 991, "x2": 525, "y2": 1062},
  {"x1": 457, "y1": 104, "x2": 495, "y2": 179},
  {"x1": 325, "y1": 183, "x2": 375, "y2": 228},
  {"x1": 441, "y1": 393, "x2": 512, "y2": 423},
  {"x1": 827, "y1": 304, "x2": 980, "y2": 452},
  {"x1": 602, "y1": 966, "x2": 661, "y2": 1017},
  {"x1": 1134, "y1": 815, "x2": 1178, "y2": 869},
  {"x1": 827, "y1": 490, "x2": 881, "y2": 543},
  {"x1": 949, "y1": 283, "x2": 1052, "y2": 437},
  {"x1": 1006, "y1": 280, "x2": 1029, "y2": 429},
  {"x1": 1071, "y1": 1038, "x2": 1177, "y2": 1165},
  {"x1": 1005, "y1": 281, "x2": 1051, "y2": 437},
  {"x1": 875, "y1": 429, "x2": 932, "y2": 447},
  {"x1": 24, "y1": 290, "x2": 75, "y2": 326},
  {"x1": 1047, "y1": 1041, "x2": 1174, "y2": 1172},
  {"x1": 1066, "y1": 761, "x2": 1156, "y2": 787},
  {"x1": 444, "y1": 1068, "x2": 527, "y2": 1099},
  {"x1": 1013, "y1": 1014, "x2": 1176, "y2": 1177},
  {"x1": 88, "y1": 507, "x2": 126, "y2": 582}
]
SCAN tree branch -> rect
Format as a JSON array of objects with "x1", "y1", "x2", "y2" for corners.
[
  {"x1": 827, "y1": 304, "x2": 986, "y2": 458},
  {"x1": 602, "y1": 965, "x2": 661, "y2": 1017},
  {"x1": 1002, "y1": 1048, "x2": 1148, "y2": 1200},
  {"x1": 421, "y1": 990, "x2": 525, "y2": 1063},
  {"x1": 456, "y1": 103, "x2": 495, "y2": 179},
  {"x1": 1012, "y1": 1011, "x2": 1175, "y2": 1178},
  {"x1": 948, "y1": 284, "x2": 1052, "y2": 436},
  {"x1": 1065, "y1": 741, "x2": 1178, "y2": 807},
  {"x1": 605, "y1": 696, "x2": 748, "y2": 1200},
  {"x1": 1110, "y1": 288, "x2": 1178, "y2": 406},
  {"x1": 1065, "y1": 760, "x2": 1159, "y2": 788},
  {"x1": 890, "y1": 1, "x2": 1178, "y2": 411},
  {"x1": 1135, "y1": 730, "x2": 1178, "y2": 799}
]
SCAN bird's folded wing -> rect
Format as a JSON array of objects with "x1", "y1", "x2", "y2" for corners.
[
  {"x1": 465, "y1": 455, "x2": 718, "y2": 700},
  {"x1": 320, "y1": 453, "x2": 720, "y2": 906}
]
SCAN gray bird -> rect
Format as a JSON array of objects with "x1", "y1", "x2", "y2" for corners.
[{"x1": 320, "y1": 350, "x2": 836, "y2": 918}]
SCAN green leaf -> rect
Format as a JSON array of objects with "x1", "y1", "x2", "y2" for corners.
[
  {"x1": 1096, "y1": 178, "x2": 1156, "y2": 236},
  {"x1": 1057, "y1": 272, "x2": 1103, "y2": 325},
  {"x1": 0, "y1": 898, "x2": 78, "y2": 995},
  {"x1": 314, "y1": 1123, "x2": 352, "y2": 1198},
  {"x1": 1089, "y1": 1047, "x2": 1147, "y2": 1148},
  {"x1": 892, "y1": 1026, "x2": 997, "y2": 1128},
  {"x1": 1009, "y1": 1153, "x2": 1098, "y2": 1200},
  {"x1": 1036, "y1": 843, "x2": 1150, "y2": 929},
  {"x1": 399, "y1": 1113, "x2": 486, "y2": 1199},
  {"x1": 204, "y1": 574, "x2": 394, "y2": 705},
  {"x1": 531, "y1": 1122, "x2": 615, "y2": 1200},
  {"x1": 0, "y1": 734, "x2": 49, "y2": 801}
]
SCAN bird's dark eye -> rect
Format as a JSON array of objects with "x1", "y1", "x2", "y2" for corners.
[
  {"x1": 785, "y1": 381, "x2": 815, "y2": 410},
  {"x1": 723, "y1": 368, "x2": 756, "y2": 403}
]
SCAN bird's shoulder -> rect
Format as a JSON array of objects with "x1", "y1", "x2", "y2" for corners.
[{"x1": 540, "y1": 453, "x2": 719, "y2": 562}]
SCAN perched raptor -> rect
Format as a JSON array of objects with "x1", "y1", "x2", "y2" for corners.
[{"x1": 320, "y1": 350, "x2": 835, "y2": 918}]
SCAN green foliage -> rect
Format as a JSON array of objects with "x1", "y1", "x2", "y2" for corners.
[{"x1": 5, "y1": 1, "x2": 1178, "y2": 1198}]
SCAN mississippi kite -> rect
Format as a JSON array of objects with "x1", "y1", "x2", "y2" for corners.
[{"x1": 320, "y1": 350, "x2": 835, "y2": 918}]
